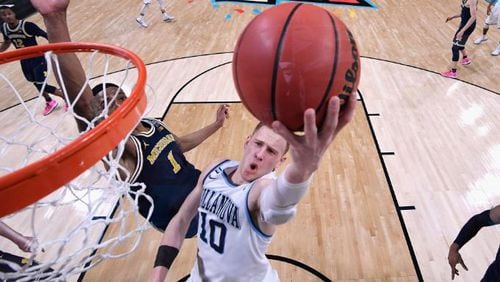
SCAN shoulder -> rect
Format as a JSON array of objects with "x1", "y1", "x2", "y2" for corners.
[
  {"x1": 23, "y1": 21, "x2": 41, "y2": 27},
  {"x1": 149, "y1": 118, "x2": 169, "y2": 129},
  {"x1": 490, "y1": 205, "x2": 500, "y2": 224},
  {"x1": 199, "y1": 159, "x2": 232, "y2": 180},
  {"x1": 202, "y1": 159, "x2": 230, "y2": 174}
]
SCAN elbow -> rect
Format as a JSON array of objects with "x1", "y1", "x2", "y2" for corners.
[{"x1": 261, "y1": 207, "x2": 297, "y2": 225}]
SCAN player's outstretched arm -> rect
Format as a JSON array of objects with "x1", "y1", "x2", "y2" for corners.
[
  {"x1": 250, "y1": 94, "x2": 356, "y2": 233},
  {"x1": 150, "y1": 162, "x2": 220, "y2": 282},
  {"x1": 0, "y1": 221, "x2": 34, "y2": 252},
  {"x1": 175, "y1": 104, "x2": 230, "y2": 153},
  {"x1": 445, "y1": 15, "x2": 461, "y2": 22},
  {"x1": 447, "y1": 204, "x2": 499, "y2": 279},
  {"x1": 150, "y1": 187, "x2": 202, "y2": 282},
  {"x1": 273, "y1": 94, "x2": 356, "y2": 182},
  {"x1": 30, "y1": 0, "x2": 95, "y2": 130}
]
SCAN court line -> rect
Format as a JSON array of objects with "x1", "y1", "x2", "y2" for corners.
[
  {"x1": 358, "y1": 89, "x2": 424, "y2": 281},
  {"x1": 2, "y1": 53, "x2": 497, "y2": 114}
]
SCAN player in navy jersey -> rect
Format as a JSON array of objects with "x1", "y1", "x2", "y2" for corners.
[
  {"x1": 150, "y1": 98, "x2": 356, "y2": 280},
  {"x1": 448, "y1": 205, "x2": 500, "y2": 281},
  {"x1": 0, "y1": 5, "x2": 64, "y2": 116},
  {"x1": 442, "y1": 0, "x2": 478, "y2": 78},
  {"x1": 124, "y1": 113, "x2": 228, "y2": 235},
  {"x1": 29, "y1": 0, "x2": 230, "y2": 237}
]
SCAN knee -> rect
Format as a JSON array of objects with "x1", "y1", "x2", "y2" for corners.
[{"x1": 33, "y1": 82, "x2": 43, "y2": 92}]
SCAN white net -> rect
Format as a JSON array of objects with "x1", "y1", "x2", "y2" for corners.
[{"x1": 0, "y1": 45, "x2": 153, "y2": 281}]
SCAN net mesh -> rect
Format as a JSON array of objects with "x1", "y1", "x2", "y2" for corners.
[{"x1": 0, "y1": 46, "x2": 153, "y2": 281}]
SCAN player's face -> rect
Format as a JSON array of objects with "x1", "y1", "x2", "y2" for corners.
[
  {"x1": 92, "y1": 86, "x2": 127, "y2": 116},
  {"x1": 0, "y1": 9, "x2": 16, "y2": 25},
  {"x1": 240, "y1": 126, "x2": 287, "y2": 182}
]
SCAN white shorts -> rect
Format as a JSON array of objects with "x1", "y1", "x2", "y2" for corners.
[
  {"x1": 143, "y1": 0, "x2": 152, "y2": 4},
  {"x1": 485, "y1": 2, "x2": 500, "y2": 28}
]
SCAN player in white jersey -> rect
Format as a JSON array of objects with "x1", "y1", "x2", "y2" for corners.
[
  {"x1": 136, "y1": 0, "x2": 174, "y2": 28},
  {"x1": 473, "y1": 0, "x2": 500, "y2": 55},
  {"x1": 150, "y1": 93, "x2": 357, "y2": 281},
  {"x1": 190, "y1": 159, "x2": 278, "y2": 281}
]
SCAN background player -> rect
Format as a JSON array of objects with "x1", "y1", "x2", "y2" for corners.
[
  {"x1": 136, "y1": 0, "x2": 174, "y2": 28},
  {"x1": 29, "y1": 0, "x2": 229, "y2": 238},
  {"x1": 448, "y1": 205, "x2": 500, "y2": 280},
  {"x1": 473, "y1": 0, "x2": 500, "y2": 55},
  {"x1": 0, "y1": 4, "x2": 63, "y2": 115},
  {"x1": 442, "y1": 0, "x2": 478, "y2": 78}
]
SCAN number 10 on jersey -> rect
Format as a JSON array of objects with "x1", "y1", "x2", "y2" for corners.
[{"x1": 199, "y1": 211, "x2": 227, "y2": 254}]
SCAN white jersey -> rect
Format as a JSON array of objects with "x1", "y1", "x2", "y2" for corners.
[
  {"x1": 188, "y1": 160, "x2": 279, "y2": 282},
  {"x1": 485, "y1": 1, "x2": 500, "y2": 28}
]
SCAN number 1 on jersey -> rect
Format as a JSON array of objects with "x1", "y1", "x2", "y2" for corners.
[{"x1": 167, "y1": 151, "x2": 181, "y2": 173}]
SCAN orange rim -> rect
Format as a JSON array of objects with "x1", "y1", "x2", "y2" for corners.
[{"x1": 0, "y1": 42, "x2": 147, "y2": 217}]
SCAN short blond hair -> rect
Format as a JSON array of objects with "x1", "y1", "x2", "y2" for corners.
[{"x1": 251, "y1": 122, "x2": 289, "y2": 155}]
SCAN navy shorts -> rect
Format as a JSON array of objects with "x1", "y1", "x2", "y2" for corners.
[
  {"x1": 453, "y1": 22, "x2": 477, "y2": 47},
  {"x1": 20, "y1": 56, "x2": 47, "y2": 83}
]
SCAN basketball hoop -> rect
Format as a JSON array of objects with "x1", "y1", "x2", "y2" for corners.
[{"x1": 0, "y1": 42, "x2": 152, "y2": 281}]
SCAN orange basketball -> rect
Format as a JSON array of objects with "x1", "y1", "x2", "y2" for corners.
[{"x1": 233, "y1": 3, "x2": 361, "y2": 131}]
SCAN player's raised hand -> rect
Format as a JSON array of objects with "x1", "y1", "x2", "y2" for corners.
[
  {"x1": 448, "y1": 244, "x2": 468, "y2": 280},
  {"x1": 215, "y1": 104, "x2": 230, "y2": 126},
  {"x1": 30, "y1": 0, "x2": 69, "y2": 15},
  {"x1": 272, "y1": 93, "x2": 356, "y2": 179}
]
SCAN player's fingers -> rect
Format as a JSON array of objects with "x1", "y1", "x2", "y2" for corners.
[
  {"x1": 318, "y1": 96, "x2": 340, "y2": 140},
  {"x1": 303, "y1": 108, "x2": 318, "y2": 145},
  {"x1": 332, "y1": 93, "x2": 356, "y2": 136},
  {"x1": 459, "y1": 258, "x2": 468, "y2": 271},
  {"x1": 272, "y1": 120, "x2": 300, "y2": 148}
]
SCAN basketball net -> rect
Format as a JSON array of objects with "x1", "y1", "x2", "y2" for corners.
[{"x1": 0, "y1": 43, "x2": 152, "y2": 281}]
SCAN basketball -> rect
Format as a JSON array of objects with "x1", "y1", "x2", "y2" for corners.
[{"x1": 233, "y1": 3, "x2": 361, "y2": 131}]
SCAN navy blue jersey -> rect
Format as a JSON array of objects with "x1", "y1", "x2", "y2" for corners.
[
  {"x1": 459, "y1": 0, "x2": 475, "y2": 27},
  {"x1": 129, "y1": 118, "x2": 200, "y2": 236},
  {"x1": 482, "y1": 246, "x2": 500, "y2": 281},
  {"x1": 1, "y1": 20, "x2": 47, "y2": 49},
  {"x1": 0, "y1": 250, "x2": 55, "y2": 281}
]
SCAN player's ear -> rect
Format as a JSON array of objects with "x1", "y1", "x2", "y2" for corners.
[{"x1": 244, "y1": 135, "x2": 251, "y2": 147}]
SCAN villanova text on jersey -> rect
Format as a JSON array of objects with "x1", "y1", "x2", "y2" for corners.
[{"x1": 199, "y1": 188, "x2": 240, "y2": 229}]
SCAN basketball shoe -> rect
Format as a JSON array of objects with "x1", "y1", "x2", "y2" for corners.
[
  {"x1": 460, "y1": 57, "x2": 472, "y2": 65},
  {"x1": 43, "y1": 100, "x2": 58, "y2": 116},
  {"x1": 492, "y1": 44, "x2": 500, "y2": 56},
  {"x1": 473, "y1": 35, "x2": 488, "y2": 45},
  {"x1": 163, "y1": 13, "x2": 174, "y2": 22},
  {"x1": 441, "y1": 70, "x2": 457, "y2": 78},
  {"x1": 136, "y1": 17, "x2": 148, "y2": 28}
]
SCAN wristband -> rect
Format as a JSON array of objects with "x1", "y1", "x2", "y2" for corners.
[{"x1": 154, "y1": 245, "x2": 179, "y2": 269}]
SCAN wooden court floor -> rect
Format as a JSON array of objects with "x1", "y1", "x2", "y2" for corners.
[{"x1": 0, "y1": 0, "x2": 499, "y2": 281}]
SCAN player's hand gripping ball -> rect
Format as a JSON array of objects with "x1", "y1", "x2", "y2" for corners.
[{"x1": 233, "y1": 3, "x2": 361, "y2": 131}]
